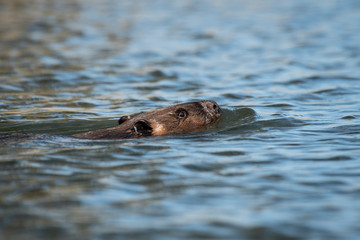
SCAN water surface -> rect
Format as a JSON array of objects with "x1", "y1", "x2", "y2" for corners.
[{"x1": 1, "y1": 0, "x2": 360, "y2": 239}]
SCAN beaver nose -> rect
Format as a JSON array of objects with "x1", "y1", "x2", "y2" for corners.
[
  {"x1": 201, "y1": 100, "x2": 221, "y2": 114},
  {"x1": 212, "y1": 102, "x2": 221, "y2": 114}
]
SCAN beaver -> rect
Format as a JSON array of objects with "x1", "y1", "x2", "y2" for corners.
[{"x1": 72, "y1": 100, "x2": 221, "y2": 140}]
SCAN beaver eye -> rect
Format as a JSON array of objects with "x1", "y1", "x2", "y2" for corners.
[{"x1": 176, "y1": 109, "x2": 188, "y2": 119}]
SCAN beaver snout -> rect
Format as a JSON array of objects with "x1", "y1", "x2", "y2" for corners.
[
  {"x1": 200, "y1": 100, "x2": 221, "y2": 114},
  {"x1": 199, "y1": 100, "x2": 221, "y2": 123}
]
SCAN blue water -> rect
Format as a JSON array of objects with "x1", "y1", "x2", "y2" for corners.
[{"x1": 1, "y1": 0, "x2": 360, "y2": 239}]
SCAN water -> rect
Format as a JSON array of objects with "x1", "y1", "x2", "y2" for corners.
[{"x1": 1, "y1": 0, "x2": 360, "y2": 239}]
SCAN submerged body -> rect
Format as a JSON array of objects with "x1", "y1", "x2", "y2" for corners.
[{"x1": 72, "y1": 100, "x2": 221, "y2": 140}]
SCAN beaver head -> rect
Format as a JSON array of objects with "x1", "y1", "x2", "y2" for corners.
[{"x1": 72, "y1": 100, "x2": 221, "y2": 140}]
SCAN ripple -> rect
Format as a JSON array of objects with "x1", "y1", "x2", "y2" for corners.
[
  {"x1": 312, "y1": 87, "x2": 351, "y2": 96},
  {"x1": 210, "y1": 150, "x2": 246, "y2": 156},
  {"x1": 301, "y1": 156, "x2": 353, "y2": 162},
  {"x1": 217, "y1": 107, "x2": 257, "y2": 132},
  {"x1": 264, "y1": 103, "x2": 294, "y2": 108},
  {"x1": 221, "y1": 93, "x2": 253, "y2": 100},
  {"x1": 256, "y1": 118, "x2": 306, "y2": 128},
  {"x1": 341, "y1": 115, "x2": 356, "y2": 119}
]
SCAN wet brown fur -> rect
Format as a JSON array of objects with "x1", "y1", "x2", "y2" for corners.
[{"x1": 72, "y1": 100, "x2": 221, "y2": 140}]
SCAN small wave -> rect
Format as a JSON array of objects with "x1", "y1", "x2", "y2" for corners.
[
  {"x1": 283, "y1": 75, "x2": 359, "y2": 86},
  {"x1": 255, "y1": 117, "x2": 306, "y2": 129},
  {"x1": 301, "y1": 155, "x2": 353, "y2": 162},
  {"x1": 311, "y1": 87, "x2": 352, "y2": 96},
  {"x1": 216, "y1": 107, "x2": 305, "y2": 136},
  {"x1": 215, "y1": 107, "x2": 257, "y2": 133},
  {"x1": 264, "y1": 103, "x2": 294, "y2": 108}
]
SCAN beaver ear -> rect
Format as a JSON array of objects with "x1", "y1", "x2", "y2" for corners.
[
  {"x1": 133, "y1": 120, "x2": 153, "y2": 136},
  {"x1": 118, "y1": 115, "x2": 131, "y2": 125}
]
